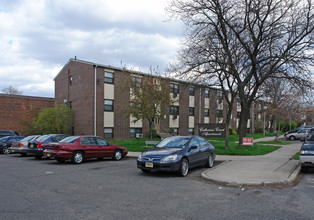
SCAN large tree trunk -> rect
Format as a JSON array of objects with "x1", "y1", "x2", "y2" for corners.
[
  {"x1": 224, "y1": 104, "x2": 233, "y2": 149},
  {"x1": 238, "y1": 106, "x2": 250, "y2": 145}
]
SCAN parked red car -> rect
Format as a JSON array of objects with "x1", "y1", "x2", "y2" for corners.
[{"x1": 43, "y1": 136, "x2": 128, "y2": 164}]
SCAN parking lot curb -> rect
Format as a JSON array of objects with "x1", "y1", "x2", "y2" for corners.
[{"x1": 201, "y1": 162, "x2": 301, "y2": 188}]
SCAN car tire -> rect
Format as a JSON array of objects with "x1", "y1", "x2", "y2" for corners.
[
  {"x1": 301, "y1": 165, "x2": 308, "y2": 173},
  {"x1": 113, "y1": 150, "x2": 122, "y2": 161},
  {"x1": 35, "y1": 155, "x2": 42, "y2": 159},
  {"x1": 2, "y1": 147, "x2": 10, "y2": 154},
  {"x1": 206, "y1": 154, "x2": 214, "y2": 168},
  {"x1": 20, "y1": 153, "x2": 27, "y2": 157},
  {"x1": 289, "y1": 136, "x2": 296, "y2": 141},
  {"x1": 141, "y1": 169, "x2": 151, "y2": 173},
  {"x1": 178, "y1": 158, "x2": 189, "y2": 177},
  {"x1": 72, "y1": 151, "x2": 84, "y2": 164}
]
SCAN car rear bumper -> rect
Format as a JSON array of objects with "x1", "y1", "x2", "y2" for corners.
[
  {"x1": 300, "y1": 155, "x2": 314, "y2": 167},
  {"x1": 10, "y1": 147, "x2": 27, "y2": 154},
  {"x1": 137, "y1": 160, "x2": 180, "y2": 172},
  {"x1": 27, "y1": 148, "x2": 43, "y2": 156},
  {"x1": 43, "y1": 150, "x2": 72, "y2": 159}
]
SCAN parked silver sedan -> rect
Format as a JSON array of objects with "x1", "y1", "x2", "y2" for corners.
[
  {"x1": 300, "y1": 134, "x2": 314, "y2": 172},
  {"x1": 285, "y1": 128, "x2": 310, "y2": 141},
  {"x1": 10, "y1": 135, "x2": 40, "y2": 156}
]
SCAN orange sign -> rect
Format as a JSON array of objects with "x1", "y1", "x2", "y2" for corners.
[{"x1": 243, "y1": 137, "x2": 253, "y2": 146}]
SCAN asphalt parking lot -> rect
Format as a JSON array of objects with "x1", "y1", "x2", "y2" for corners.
[{"x1": 1, "y1": 154, "x2": 313, "y2": 220}]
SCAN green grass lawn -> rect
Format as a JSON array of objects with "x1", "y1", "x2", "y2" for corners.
[
  {"x1": 213, "y1": 141, "x2": 280, "y2": 155},
  {"x1": 111, "y1": 133, "x2": 285, "y2": 156},
  {"x1": 292, "y1": 152, "x2": 300, "y2": 160}
]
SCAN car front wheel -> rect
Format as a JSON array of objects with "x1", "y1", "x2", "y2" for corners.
[
  {"x1": 178, "y1": 158, "x2": 189, "y2": 177},
  {"x1": 206, "y1": 154, "x2": 214, "y2": 168},
  {"x1": 72, "y1": 151, "x2": 84, "y2": 164}
]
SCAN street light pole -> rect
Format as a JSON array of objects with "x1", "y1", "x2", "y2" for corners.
[{"x1": 263, "y1": 106, "x2": 267, "y2": 136}]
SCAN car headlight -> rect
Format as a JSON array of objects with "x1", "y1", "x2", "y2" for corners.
[
  {"x1": 137, "y1": 154, "x2": 142, "y2": 161},
  {"x1": 162, "y1": 154, "x2": 178, "y2": 162}
]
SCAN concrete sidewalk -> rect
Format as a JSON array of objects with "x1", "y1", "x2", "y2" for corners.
[{"x1": 128, "y1": 135, "x2": 302, "y2": 186}]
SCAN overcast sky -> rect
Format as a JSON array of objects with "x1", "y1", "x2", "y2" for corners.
[{"x1": 0, "y1": 0, "x2": 183, "y2": 97}]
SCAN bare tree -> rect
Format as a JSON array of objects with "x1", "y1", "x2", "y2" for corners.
[
  {"x1": 118, "y1": 72, "x2": 173, "y2": 140},
  {"x1": 168, "y1": 0, "x2": 314, "y2": 144},
  {"x1": 2, "y1": 86, "x2": 22, "y2": 95},
  {"x1": 261, "y1": 78, "x2": 306, "y2": 139}
]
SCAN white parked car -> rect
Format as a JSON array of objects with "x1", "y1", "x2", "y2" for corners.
[{"x1": 285, "y1": 128, "x2": 311, "y2": 141}]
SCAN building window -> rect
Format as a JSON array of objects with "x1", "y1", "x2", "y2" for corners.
[
  {"x1": 69, "y1": 76, "x2": 72, "y2": 85},
  {"x1": 104, "y1": 99, "x2": 114, "y2": 111},
  {"x1": 189, "y1": 107, "x2": 194, "y2": 116},
  {"x1": 170, "y1": 105, "x2": 179, "y2": 116},
  {"x1": 104, "y1": 71, "x2": 114, "y2": 84},
  {"x1": 130, "y1": 128, "x2": 142, "y2": 138},
  {"x1": 104, "y1": 128, "x2": 113, "y2": 139},
  {"x1": 172, "y1": 128, "x2": 179, "y2": 135},
  {"x1": 189, "y1": 87, "x2": 195, "y2": 96},
  {"x1": 216, "y1": 110, "x2": 223, "y2": 117},
  {"x1": 170, "y1": 83, "x2": 179, "y2": 94},
  {"x1": 217, "y1": 91, "x2": 223, "y2": 103},
  {"x1": 130, "y1": 101, "x2": 141, "y2": 108},
  {"x1": 204, "y1": 108, "x2": 209, "y2": 117},
  {"x1": 69, "y1": 101, "x2": 72, "y2": 110},
  {"x1": 205, "y1": 89, "x2": 210, "y2": 98},
  {"x1": 189, "y1": 128, "x2": 194, "y2": 135},
  {"x1": 132, "y1": 76, "x2": 142, "y2": 88}
]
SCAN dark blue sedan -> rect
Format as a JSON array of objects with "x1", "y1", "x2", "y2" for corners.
[{"x1": 137, "y1": 136, "x2": 216, "y2": 177}]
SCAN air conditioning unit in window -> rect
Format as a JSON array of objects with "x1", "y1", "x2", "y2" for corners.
[
  {"x1": 136, "y1": 133, "x2": 143, "y2": 139},
  {"x1": 173, "y1": 114, "x2": 178, "y2": 119}
]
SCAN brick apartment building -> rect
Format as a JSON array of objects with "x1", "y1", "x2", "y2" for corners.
[
  {"x1": 0, "y1": 94, "x2": 54, "y2": 135},
  {"x1": 55, "y1": 58, "x2": 263, "y2": 140}
]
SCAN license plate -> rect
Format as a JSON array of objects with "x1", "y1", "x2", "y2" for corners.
[
  {"x1": 47, "y1": 153, "x2": 50, "y2": 157},
  {"x1": 145, "y1": 162, "x2": 153, "y2": 168}
]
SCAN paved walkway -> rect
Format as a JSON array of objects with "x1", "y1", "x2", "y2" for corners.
[{"x1": 128, "y1": 135, "x2": 302, "y2": 186}]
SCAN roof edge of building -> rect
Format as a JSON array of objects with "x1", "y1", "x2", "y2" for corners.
[
  {"x1": 0, "y1": 93, "x2": 54, "y2": 101},
  {"x1": 54, "y1": 57, "x2": 222, "y2": 91}
]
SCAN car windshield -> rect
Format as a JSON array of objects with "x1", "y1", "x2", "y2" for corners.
[
  {"x1": 156, "y1": 137, "x2": 190, "y2": 149},
  {"x1": 60, "y1": 136, "x2": 79, "y2": 143}
]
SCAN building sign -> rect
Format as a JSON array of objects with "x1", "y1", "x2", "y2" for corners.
[
  {"x1": 199, "y1": 123, "x2": 226, "y2": 138},
  {"x1": 242, "y1": 137, "x2": 254, "y2": 146}
]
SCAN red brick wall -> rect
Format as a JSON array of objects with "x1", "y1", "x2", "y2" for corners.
[
  {"x1": 0, "y1": 94, "x2": 54, "y2": 135},
  {"x1": 114, "y1": 70, "x2": 131, "y2": 139},
  {"x1": 55, "y1": 61, "x2": 95, "y2": 135}
]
